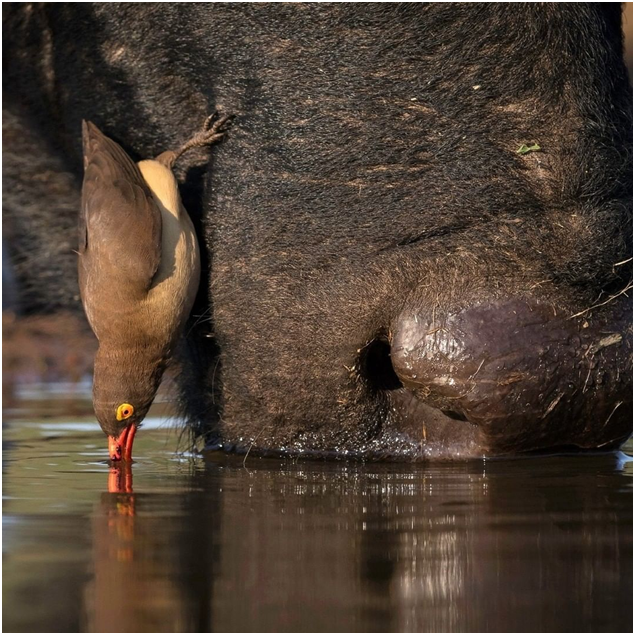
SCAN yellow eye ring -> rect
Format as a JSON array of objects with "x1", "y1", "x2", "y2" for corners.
[{"x1": 116, "y1": 403, "x2": 134, "y2": 421}]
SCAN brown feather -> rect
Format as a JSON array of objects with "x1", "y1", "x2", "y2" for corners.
[{"x1": 79, "y1": 121, "x2": 162, "y2": 289}]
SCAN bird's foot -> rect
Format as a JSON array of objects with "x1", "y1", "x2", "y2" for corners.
[
  {"x1": 155, "y1": 111, "x2": 235, "y2": 168},
  {"x1": 195, "y1": 111, "x2": 235, "y2": 146}
]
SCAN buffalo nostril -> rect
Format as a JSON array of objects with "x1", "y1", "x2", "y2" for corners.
[
  {"x1": 442, "y1": 409, "x2": 468, "y2": 422},
  {"x1": 359, "y1": 337, "x2": 403, "y2": 392}
]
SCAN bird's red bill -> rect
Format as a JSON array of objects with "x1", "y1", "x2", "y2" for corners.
[{"x1": 108, "y1": 425, "x2": 137, "y2": 462}]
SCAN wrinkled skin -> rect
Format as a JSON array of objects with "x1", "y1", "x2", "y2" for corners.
[{"x1": 3, "y1": 4, "x2": 632, "y2": 459}]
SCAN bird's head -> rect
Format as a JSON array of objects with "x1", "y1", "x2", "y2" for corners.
[{"x1": 93, "y1": 347, "x2": 165, "y2": 461}]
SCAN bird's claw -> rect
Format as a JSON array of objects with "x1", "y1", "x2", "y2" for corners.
[
  {"x1": 181, "y1": 112, "x2": 234, "y2": 151},
  {"x1": 158, "y1": 110, "x2": 235, "y2": 168},
  {"x1": 201, "y1": 111, "x2": 235, "y2": 140}
]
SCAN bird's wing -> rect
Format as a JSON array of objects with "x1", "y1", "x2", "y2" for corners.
[{"x1": 79, "y1": 120, "x2": 162, "y2": 291}]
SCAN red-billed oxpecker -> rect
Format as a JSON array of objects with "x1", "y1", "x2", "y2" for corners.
[{"x1": 78, "y1": 113, "x2": 232, "y2": 461}]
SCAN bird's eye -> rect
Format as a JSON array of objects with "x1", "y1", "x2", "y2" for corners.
[{"x1": 116, "y1": 403, "x2": 134, "y2": 421}]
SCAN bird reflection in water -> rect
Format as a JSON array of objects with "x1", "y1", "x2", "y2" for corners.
[
  {"x1": 108, "y1": 464, "x2": 134, "y2": 495},
  {"x1": 87, "y1": 465, "x2": 145, "y2": 631},
  {"x1": 106, "y1": 465, "x2": 135, "y2": 566},
  {"x1": 86, "y1": 463, "x2": 214, "y2": 632}
]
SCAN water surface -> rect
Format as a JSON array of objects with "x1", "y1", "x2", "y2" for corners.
[{"x1": 3, "y1": 410, "x2": 633, "y2": 632}]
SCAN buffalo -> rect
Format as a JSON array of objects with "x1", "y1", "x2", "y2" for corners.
[{"x1": 3, "y1": 3, "x2": 632, "y2": 459}]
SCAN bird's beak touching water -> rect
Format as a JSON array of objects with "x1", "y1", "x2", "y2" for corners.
[{"x1": 108, "y1": 425, "x2": 137, "y2": 462}]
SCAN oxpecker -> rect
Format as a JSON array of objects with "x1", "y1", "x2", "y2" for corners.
[{"x1": 78, "y1": 113, "x2": 232, "y2": 461}]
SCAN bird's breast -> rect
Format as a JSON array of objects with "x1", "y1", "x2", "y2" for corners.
[{"x1": 137, "y1": 160, "x2": 200, "y2": 342}]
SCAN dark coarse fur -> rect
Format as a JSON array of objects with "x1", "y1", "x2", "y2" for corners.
[{"x1": 3, "y1": 4, "x2": 632, "y2": 458}]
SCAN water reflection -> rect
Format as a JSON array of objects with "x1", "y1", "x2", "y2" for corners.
[
  {"x1": 108, "y1": 464, "x2": 134, "y2": 494},
  {"x1": 69, "y1": 453, "x2": 633, "y2": 632},
  {"x1": 86, "y1": 465, "x2": 217, "y2": 632}
]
